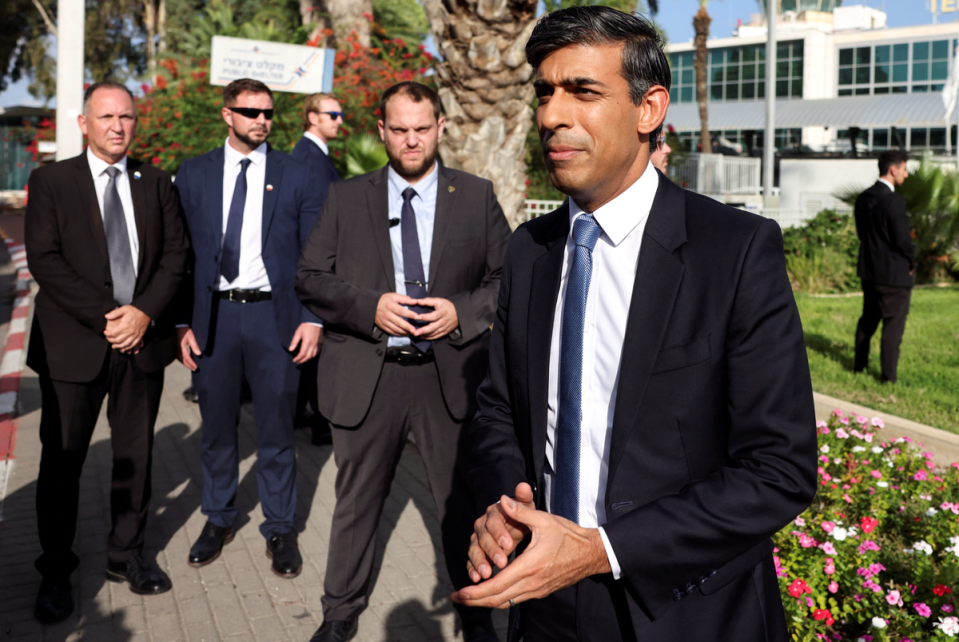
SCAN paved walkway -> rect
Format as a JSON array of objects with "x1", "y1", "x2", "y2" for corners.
[{"x1": 0, "y1": 361, "x2": 508, "y2": 642}]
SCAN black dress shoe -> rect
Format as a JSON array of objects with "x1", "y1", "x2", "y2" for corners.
[
  {"x1": 463, "y1": 616, "x2": 500, "y2": 642},
  {"x1": 182, "y1": 385, "x2": 199, "y2": 403},
  {"x1": 34, "y1": 576, "x2": 73, "y2": 624},
  {"x1": 189, "y1": 521, "x2": 235, "y2": 567},
  {"x1": 265, "y1": 531, "x2": 302, "y2": 578},
  {"x1": 309, "y1": 620, "x2": 358, "y2": 642},
  {"x1": 106, "y1": 557, "x2": 172, "y2": 595}
]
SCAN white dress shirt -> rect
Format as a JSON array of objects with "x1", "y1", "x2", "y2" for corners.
[
  {"x1": 303, "y1": 131, "x2": 330, "y2": 156},
  {"x1": 220, "y1": 139, "x2": 270, "y2": 291},
  {"x1": 545, "y1": 162, "x2": 660, "y2": 579},
  {"x1": 87, "y1": 148, "x2": 139, "y2": 277},
  {"x1": 386, "y1": 162, "x2": 439, "y2": 348},
  {"x1": 878, "y1": 177, "x2": 895, "y2": 192}
]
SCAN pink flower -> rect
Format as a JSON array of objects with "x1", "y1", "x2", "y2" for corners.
[
  {"x1": 828, "y1": 581, "x2": 839, "y2": 593},
  {"x1": 806, "y1": 596, "x2": 815, "y2": 608},
  {"x1": 871, "y1": 417, "x2": 884, "y2": 427},
  {"x1": 915, "y1": 603, "x2": 932, "y2": 617},
  {"x1": 836, "y1": 428, "x2": 850, "y2": 439},
  {"x1": 799, "y1": 533, "x2": 818, "y2": 548},
  {"x1": 822, "y1": 521, "x2": 835, "y2": 533},
  {"x1": 915, "y1": 469, "x2": 929, "y2": 481},
  {"x1": 871, "y1": 470, "x2": 883, "y2": 479},
  {"x1": 843, "y1": 494, "x2": 853, "y2": 503},
  {"x1": 856, "y1": 415, "x2": 868, "y2": 424},
  {"x1": 886, "y1": 590, "x2": 903, "y2": 606},
  {"x1": 944, "y1": 605, "x2": 955, "y2": 613},
  {"x1": 816, "y1": 420, "x2": 828, "y2": 429},
  {"x1": 840, "y1": 417, "x2": 850, "y2": 425},
  {"x1": 824, "y1": 558, "x2": 836, "y2": 575},
  {"x1": 858, "y1": 540, "x2": 881, "y2": 554},
  {"x1": 864, "y1": 433, "x2": 873, "y2": 442},
  {"x1": 795, "y1": 517, "x2": 806, "y2": 526},
  {"x1": 862, "y1": 579, "x2": 882, "y2": 593},
  {"x1": 820, "y1": 542, "x2": 838, "y2": 555}
]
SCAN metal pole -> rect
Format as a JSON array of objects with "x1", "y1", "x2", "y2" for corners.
[
  {"x1": 56, "y1": 0, "x2": 85, "y2": 162},
  {"x1": 763, "y1": 0, "x2": 777, "y2": 209}
]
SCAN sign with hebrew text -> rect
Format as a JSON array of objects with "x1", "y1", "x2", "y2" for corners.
[{"x1": 210, "y1": 36, "x2": 334, "y2": 94}]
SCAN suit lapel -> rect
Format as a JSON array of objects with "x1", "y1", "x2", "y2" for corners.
[
  {"x1": 261, "y1": 147, "x2": 283, "y2": 246},
  {"x1": 75, "y1": 153, "x2": 109, "y2": 263},
  {"x1": 127, "y1": 157, "x2": 148, "y2": 275},
  {"x1": 527, "y1": 204, "x2": 570, "y2": 487},
  {"x1": 367, "y1": 167, "x2": 395, "y2": 290},
  {"x1": 427, "y1": 166, "x2": 455, "y2": 293},
  {"x1": 606, "y1": 176, "x2": 688, "y2": 489},
  {"x1": 208, "y1": 148, "x2": 225, "y2": 243}
]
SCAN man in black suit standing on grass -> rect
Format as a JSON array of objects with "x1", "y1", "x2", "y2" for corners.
[
  {"x1": 25, "y1": 80, "x2": 189, "y2": 623},
  {"x1": 854, "y1": 149, "x2": 915, "y2": 384}
]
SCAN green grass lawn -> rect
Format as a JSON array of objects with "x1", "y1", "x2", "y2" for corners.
[{"x1": 796, "y1": 284, "x2": 959, "y2": 433}]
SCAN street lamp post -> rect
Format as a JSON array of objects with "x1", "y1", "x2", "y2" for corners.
[
  {"x1": 763, "y1": 0, "x2": 777, "y2": 209},
  {"x1": 55, "y1": 0, "x2": 85, "y2": 161}
]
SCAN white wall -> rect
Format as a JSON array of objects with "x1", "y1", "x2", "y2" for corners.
[{"x1": 779, "y1": 158, "x2": 878, "y2": 212}]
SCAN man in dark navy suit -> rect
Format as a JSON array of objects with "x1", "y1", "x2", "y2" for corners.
[
  {"x1": 174, "y1": 78, "x2": 325, "y2": 578},
  {"x1": 290, "y1": 92, "x2": 342, "y2": 441}
]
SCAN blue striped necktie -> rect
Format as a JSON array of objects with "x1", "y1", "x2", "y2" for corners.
[{"x1": 553, "y1": 213, "x2": 602, "y2": 524}]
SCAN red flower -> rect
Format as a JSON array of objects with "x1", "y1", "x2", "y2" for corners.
[
  {"x1": 860, "y1": 516, "x2": 879, "y2": 533},
  {"x1": 151, "y1": 157, "x2": 161, "y2": 165},
  {"x1": 155, "y1": 75, "x2": 168, "y2": 90},
  {"x1": 812, "y1": 609, "x2": 834, "y2": 625},
  {"x1": 788, "y1": 579, "x2": 812, "y2": 598},
  {"x1": 934, "y1": 584, "x2": 953, "y2": 596}
]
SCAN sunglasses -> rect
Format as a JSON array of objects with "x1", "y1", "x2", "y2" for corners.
[
  {"x1": 319, "y1": 111, "x2": 344, "y2": 121},
  {"x1": 230, "y1": 107, "x2": 274, "y2": 120}
]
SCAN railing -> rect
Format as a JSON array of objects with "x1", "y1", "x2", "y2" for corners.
[
  {"x1": 667, "y1": 153, "x2": 762, "y2": 196},
  {"x1": 756, "y1": 204, "x2": 852, "y2": 230},
  {"x1": 524, "y1": 199, "x2": 564, "y2": 221}
]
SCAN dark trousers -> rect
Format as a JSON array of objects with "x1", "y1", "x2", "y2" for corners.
[
  {"x1": 192, "y1": 298, "x2": 299, "y2": 539},
  {"x1": 321, "y1": 360, "x2": 485, "y2": 623},
  {"x1": 854, "y1": 282, "x2": 911, "y2": 383},
  {"x1": 35, "y1": 349, "x2": 163, "y2": 579}
]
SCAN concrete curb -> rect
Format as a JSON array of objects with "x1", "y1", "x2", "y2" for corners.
[
  {"x1": 0, "y1": 238, "x2": 33, "y2": 523},
  {"x1": 813, "y1": 391, "x2": 959, "y2": 467}
]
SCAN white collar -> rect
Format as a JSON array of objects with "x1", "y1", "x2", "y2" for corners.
[
  {"x1": 86, "y1": 147, "x2": 128, "y2": 176},
  {"x1": 224, "y1": 138, "x2": 267, "y2": 167},
  {"x1": 569, "y1": 162, "x2": 659, "y2": 246},
  {"x1": 388, "y1": 161, "x2": 439, "y2": 196},
  {"x1": 303, "y1": 131, "x2": 329, "y2": 156},
  {"x1": 878, "y1": 178, "x2": 895, "y2": 192}
]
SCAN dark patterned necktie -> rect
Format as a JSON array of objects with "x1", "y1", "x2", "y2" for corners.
[
  {"x1": 553, "y1": 213, "x2": 602, "y2": 524},
  {"x1": 400, "y1": 187, "x2": 431, "y2": 353},
  {"x1": 221, "y1": 158, "x2": 251, "y2": 284},
  {"x1": 103, "y1": 167, "x2": 135, "y2": 306}
]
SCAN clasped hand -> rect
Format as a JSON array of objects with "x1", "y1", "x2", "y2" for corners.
[
  {"x1": 450, "y1": 482, "x2": 612, "y2": 609},
  {"x1": 374, "y1": 292, "x2": 458, "y2": 340},
  {"x1": 103, "y1": 305, "x2": 150, "y2": 354}
]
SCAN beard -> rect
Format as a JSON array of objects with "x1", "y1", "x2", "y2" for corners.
[
  {"x1": 388, "y1": 146, "x2": 437, "y2": 181},
  {"x1": 235, "y1": 126, "x2": 269, "y2": 149}
]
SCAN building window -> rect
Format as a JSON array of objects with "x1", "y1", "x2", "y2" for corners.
[
  {"x1": 669, "y1": 51, "x2": 695, "y2": 105},
  {"x1": 841, "y1": 39, "x2": 953, "y2": 97}
]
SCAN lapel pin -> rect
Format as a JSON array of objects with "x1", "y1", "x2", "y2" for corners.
[
  {"x1": 133, "y1": 171, "x2": 142, "y2": 179},
  {"x1": 266, "y1": 184, "x2": 274, "y2": 191},
  {"x1": 448, "y1": 186, "x2": 455, "y2": 193}
]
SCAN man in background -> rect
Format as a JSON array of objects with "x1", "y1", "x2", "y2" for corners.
[
  {"x1": 25, "y1": 80, "x2": 188, "y2": 623},
  {"x1": 854, "y1": 149, "x2": 915, "y2": 383},
  {"x1": 291, "y1": 92, "x2": 343, "y2": 443},
  {"x1": 649, "y1": 126, "x2": 672, "y2": 173},
  {"x1": 296, "y1": 81, "x2": 511, "y2": 642},
  {"x1": 174, "y1": 78, "x2": 324, "y2": 578}
]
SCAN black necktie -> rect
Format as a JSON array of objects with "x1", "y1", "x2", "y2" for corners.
[
  {"x1": 103, "y1": 167, "x2": 135, "y2": 305},
  {"x1": 222, "y1": 158, "x2": 251, "y2": 284},
  {"x1": 400, "y1": 187, "x2": 431, "y2": 353}
]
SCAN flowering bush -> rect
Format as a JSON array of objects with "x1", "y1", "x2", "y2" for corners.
[{"x1": 774, "y1": 410, "x2": 959, "y2": 640}]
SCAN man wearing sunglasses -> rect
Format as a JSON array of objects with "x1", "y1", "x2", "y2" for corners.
[
  {"x1": 291, "y1": 93, "x2": 343, "y2": 444},
  {"x1": 173, "y1": 78, "x2": 325, "y2": 579}
]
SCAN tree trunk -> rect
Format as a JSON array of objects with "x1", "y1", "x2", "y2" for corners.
[
  {"x1": 693, "y1": 4, "x2": 711, "y2": 154},
  {"x1": 421, "y1": 0, "x2": 538, "y2": 229},
  {"x1": 157, "y1": 0, "x2": 166, "y2": 55},
  {"x1": 301, "y1": 0, "x2": 373, "y2": 49},
  {"x1": 144, "y1": 0, "x2": 157, "y2": 71}
]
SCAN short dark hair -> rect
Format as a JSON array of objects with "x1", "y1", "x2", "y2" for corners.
[
  {"x1": 223, "y1": 78, "x2": 273, "y2": 107},
  {"x1": 878, "y1": 150, "x2": 909, "y2": 176},
  {"x1": 526, "y1": 6, "x2": 670, "y2": 106},
  {"x1": 379, "y1": 82, "x2": 442, "y2": 122},
  {"x1": 83, "y1": 81, "x2": 136, "y2": 114}
]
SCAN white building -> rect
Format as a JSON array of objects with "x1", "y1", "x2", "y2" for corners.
[{"x1": 664, "y1": 4, "x2": 959, "y2": 154}]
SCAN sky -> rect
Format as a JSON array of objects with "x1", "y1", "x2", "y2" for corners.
[{"x1": 0, "y1": 0, "x2": 952, "y2": 108}]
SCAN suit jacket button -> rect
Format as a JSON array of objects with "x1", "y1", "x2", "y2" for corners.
[
  {"x1": 104, "y1": 282, "x2": 111, "y2": 288},
  {"x1": 206, "y1": 286, "x2": 213, "y2": 292},
  {"x1": 213, "y1": 255, "x2": 218, "y2": 262},
  {"x1": 376, "y1": 349, "x2": 383, "y2": 356}
]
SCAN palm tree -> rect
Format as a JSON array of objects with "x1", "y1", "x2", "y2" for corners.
[
  {"x1": 693, "y1": 0, "x2": 711, "y2": 154},
  {"x1": 420, "y1": 0, "x2": 538, "y2": 228},
  {"x1": 300, "y1": 0, "x2": 373, "y2": 49}
]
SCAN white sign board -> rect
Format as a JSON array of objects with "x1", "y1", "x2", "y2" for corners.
[{"x1": 210, "y1": 36, "x2": 334, "y2": 94}]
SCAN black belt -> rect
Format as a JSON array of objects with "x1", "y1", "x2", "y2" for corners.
[
  {"x1": 384, "y1": 346, "x2": 434, "y2": 365},
  {"x1": 217, "y1": 289, "x2": 272, "y2": 303}
]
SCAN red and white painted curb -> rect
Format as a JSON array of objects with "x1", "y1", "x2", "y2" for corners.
[{"x1": 0, "y1": 238, "x2": 33, "y2": 522}]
